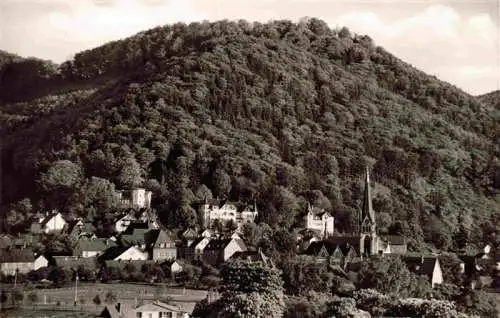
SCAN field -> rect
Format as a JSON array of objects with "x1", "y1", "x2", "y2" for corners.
[{"x1": 11, "y1": 283, "x2": 209, "y2": 315}]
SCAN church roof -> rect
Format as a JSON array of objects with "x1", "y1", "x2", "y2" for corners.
[{"x1": 361, "y1": 168, "x2": 375, "y2": 223}]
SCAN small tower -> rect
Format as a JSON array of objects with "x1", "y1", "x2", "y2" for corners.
[{"x1": 360, "y1": 167, "x2": 378, "y2": 256}]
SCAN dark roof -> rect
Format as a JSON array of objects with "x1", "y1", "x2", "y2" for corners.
[
  {"x1": 120, "y1": 228, "x2": 150, "y2": 246},
  {"x1": 148, "y1": 229, "x2": 177, "y2": 248},
  {"x1": 98, "y1": 246, "x2": 131, "y2": 262},
  {"x1": 0, "y1": 248, "x2": 35, "y2": 263},
  {"x1": 402, "y1": 256, "x2": 439, "y2": 278},
  {"x1": 39, "y1": 211, "x2": 62, "y2": 227},
  {"x1": 182, "y1": 228, "x2": 198, "y2": 239},
  {"x1": 98, "y1": 305, "x2": 120, "y2": 318},
  {"x1": 304, "y1": 239, "x2": 358, "y2": 258},
  {"x1": 204, "y1": 238, "x2": 246, "y2": 252},
  {"x1": 231, "y1": 250, "x2": 274, "y2": 267},
  {"x1": 380, "y1": 235, "x2": 407, "y2": 245},
  {"x1": 77, "y1": 238, "x2": 117, "y2": 252}
]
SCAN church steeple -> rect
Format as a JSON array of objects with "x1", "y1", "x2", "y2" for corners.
[{"x1": 360, "y1": 167, "x2": 376, "y2": 234}]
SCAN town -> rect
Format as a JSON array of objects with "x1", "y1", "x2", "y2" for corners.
[{"x1": 0, "y1": 169, "x2": 498, "y2": 317}]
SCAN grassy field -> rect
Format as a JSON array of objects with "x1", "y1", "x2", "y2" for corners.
[
  {"x1": 4, "y1": 310, "x2": 93, "y2": 318},
  {"x1": 18, "y1": 283, "x2": 207, "y2": 314}
]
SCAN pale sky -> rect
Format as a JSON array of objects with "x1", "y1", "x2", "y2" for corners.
[{"x1": 0, "y1": 0, "x2": 498, "y2": 95}]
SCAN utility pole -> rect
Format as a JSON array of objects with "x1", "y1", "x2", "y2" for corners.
[{"x1": 74, "y1": 273, "x2": 79, "y2": 306}]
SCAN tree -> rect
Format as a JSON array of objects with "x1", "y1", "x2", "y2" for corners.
[
  {"x1": 212, "y1": 260, "x2": 285, "y2": 318},
  {"x1": 92, "y1": 294, "x2": 101, "y2": 306},
  {"x1": 27, "y1": 292, "x2": 38, "y2": 308},
  {"x1": 358, "y1": 256, "x2": 424, "y2": 298},
  {"x1": 117, "y1": 156, "x2": 143, "y2": 188}
]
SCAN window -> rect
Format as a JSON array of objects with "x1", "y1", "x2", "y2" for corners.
[
  {"x1": 159, "y1": 313, "x2": 173, "y2": 318},
  {"x1": 136, "y1": 313, "x2": 142, "y2": 318}
]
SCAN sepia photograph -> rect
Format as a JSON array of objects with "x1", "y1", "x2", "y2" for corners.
[{"x1": 0, "y1": 0, "x2": 499, "y2": 317}]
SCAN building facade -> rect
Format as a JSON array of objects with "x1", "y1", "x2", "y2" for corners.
[{"x1": 202, "y1": 200, "x2": 258, "y2": 230}]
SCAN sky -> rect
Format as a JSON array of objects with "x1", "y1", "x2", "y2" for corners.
[{"x1": 0, "y1": 0, "x2": 498, "y2": 95}]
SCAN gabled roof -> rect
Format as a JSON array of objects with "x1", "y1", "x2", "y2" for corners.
[
  {"x1": 305, "y1": 238, "x2": 360, "y2": 258},
  {"x1": 402, "y1": 255, "x2": 439, "y2": 278},
  {"x1": 380, "y1": 235, "x2": 407, "y2": 246},
  {"x1": 98, "y1": 246, "x2": 132, "y2": 261},
  {"x1": 182, "y1": 228, "x2": 198, "y2": 239},
  {"x1": 204, "y1": 238, "x2": 232, "y2": 251},
  {"x1": 135, "y1": 301, "x2": 185, "y2": 313},
  {"x1": 0, "y1": 248, "x2": 35, "y2": 263},
  {"x1": 120, "y1": 228, "x2": 150, "y2": 246},
  {"x1": 148, "y1": 229, "x2": 177, "y2": 248},
  {"x1": 40, "y1": 211, "x2": 65, "y2": 227},
  {"x1": 98, "y1": 305, "x2": 120, "y2": 318},
  {"x1": 231, "y1": 250, "x2": 274, "y2": 267}
]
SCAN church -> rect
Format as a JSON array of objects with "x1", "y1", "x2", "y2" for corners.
[{"x1": 304, "y1": 168, "x2": 407, "y2": 261}]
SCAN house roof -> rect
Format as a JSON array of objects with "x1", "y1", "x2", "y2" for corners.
[
  {"x1": 40, "y1": 211, "x2": 65, "y2": 227},
  {"x1": 0, "y1": 248, "x2": 35, "y2": 263},
  {"x1": 98, "y1": 305, "x2": 120, "y2": 318},
  {"x1": 231, "y1": 250, "x2": 274, "y2": 267},
  {"x1": 380, "y1": 235, "x2": 407, "y2": 246},
  {"x1": 77, "y1": 238, "x2": 117, "y2": 252},
  {"x1": 182, "y1": 228, "x2": 198, "y2": 239},
  {"x1": 135, "y1": 301, "x2": 185, "y2": 313},
  {"x1": 148, "y1": 229, "x2": 177, "y2": 248},
  {"x1": 120, "y1": 228, "x2": 150, "y2": 246},
  {"x1": 98, "y1": 246, "x2": 132, "y2": 261},
  {"x1": 305, "y1": 240, "x2": 358, "y2": 258},
  {"x1": 402, "y1": 256, "x2": 439, "y2": 278}
]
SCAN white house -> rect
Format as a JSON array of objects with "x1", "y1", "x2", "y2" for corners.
[
  {"x1": 124, "y1": 301, "x2": 190, "y2": 318},
  {"x1": 33, "y1": 255, "x2": 49, "y2": 270},
  {"x1": 203, "y1": 200, "x2": 258, "y2": 229},
  {"x1": 117, "y1": 188, "x2": 153, "y2": 209},
  {"x1": 39, "y1": 211, "x2": 67, "y2": 233},
  {"x1": 304, "y1": 203, "x2": 334, "y2": 237}
]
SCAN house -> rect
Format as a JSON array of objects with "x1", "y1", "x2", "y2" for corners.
[
  {"x1": 68, "y1": 220, "x2": 97, "y2": 238},
  {"x1": 33, "y1": 254, "x2": 49, "y2": 270},
  {"x1": 148, "y1": 229, "x2": 177, "y2": 261},
  {"x1": 117, "y1": 188, "x2": 153, "y2": 209},
  {"x1": 115, "y1": 213, "x2": 137, "y2": 233},
  {"x1": 403, "y1": 255, "x2": 443, "y2": 287},
  {"x1": 202, "y1": 200, "x2": 258, "y2": 230},
  {"x1": 36, "y1": 211, "x2": 68, "y2": 234},
  {"x1": 0, "y1": 249, "x2": 36, "y2": 274},
  {"x1": 200, "y1": 229, "x2": 212, "y2": 238},
  {"x1": 183, "y1": 237, "x2": 211, "y2": 261},
  {"x1": 304, "y1": 240, "x2": 358, "y2": 269},
  {"x1": 202, "y1": 237, "x2": 247, "y2": 266},
  {"x1": 231, "y1": 249, "x2": 274, "y2": 267},
  {"x1": 181, "y1": 228, "x2": 198, "y2": 248},
  {"x1": 163, "y1": 260, "x2": 184, "y2": 276},
  {"x1": 75, "y1": 238, "x2": 117, "y2": 258},
  {"x1": 304, "y1": 203, "x2": 335, "y2": 237},
  {"x1": 379, "y1": 236, "x2": 407, "y2": 254},
  {"x1": 119, "y1": 223, "x2": 151, "y2": 249},
  {"x1": 123, "y1": 300, "x2": 190, "y2": 318},
  {"x1": 99, "y1": 246, "x2": 148, "y2": 262}
]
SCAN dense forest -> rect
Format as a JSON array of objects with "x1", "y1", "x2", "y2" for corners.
[{"x1": 0, "y1": 19, "x2": 499, "y2": 252}]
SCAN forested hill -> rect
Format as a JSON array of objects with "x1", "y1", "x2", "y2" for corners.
[
  {"x1": 478, "y1": 90, "x2": 500, "y2": 109},
  {"x1": 1, "y1": 19, "x2": 499, "y2": 251}
]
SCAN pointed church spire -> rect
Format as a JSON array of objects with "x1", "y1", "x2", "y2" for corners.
[{"x1": 361, "y1": 167, "x2": 375, "y2": 224}]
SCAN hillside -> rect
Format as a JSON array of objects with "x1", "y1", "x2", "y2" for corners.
[
  {"x1": 0, "y1": 19, "x2": 499, "y2": 251},
  {"x1": 478, "y1": 90, "x2": 500, "y2": 109}
]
